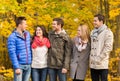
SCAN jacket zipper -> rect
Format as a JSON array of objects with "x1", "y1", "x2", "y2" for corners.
[{"x1": 24, "y1": 33, "x2": 28, "y2": 64}]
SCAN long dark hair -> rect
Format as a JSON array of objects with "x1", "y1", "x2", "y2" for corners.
[{"x1": 35, "y1": 25, "x2": 48, "y2": 38}]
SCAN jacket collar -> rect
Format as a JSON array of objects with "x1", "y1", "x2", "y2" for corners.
[
  {"x1": 13, "y1": 29, "x2": 27, "y2": 39},
  {"x1": 50, "y1": 30, "x2": 68, "y2": 41}
]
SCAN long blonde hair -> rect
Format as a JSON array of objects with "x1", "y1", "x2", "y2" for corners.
[{"x1": 78, "y1": 24, "x2": 90, "y2": 42}]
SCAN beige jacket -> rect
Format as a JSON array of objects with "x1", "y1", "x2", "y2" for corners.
[{"x1": 90, "y1": 27, "x2": 114, "y2": 69}]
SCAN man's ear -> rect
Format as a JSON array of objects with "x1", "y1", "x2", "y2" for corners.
[{"x1": 58, "y1": 24, "x2": 62, "y2": 28}]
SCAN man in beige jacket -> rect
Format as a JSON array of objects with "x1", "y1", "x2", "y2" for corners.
[{"x1": 90, "y1": 14, "x2": 114, "y2": 81}]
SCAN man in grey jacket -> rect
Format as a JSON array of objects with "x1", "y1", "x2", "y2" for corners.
[
  {"x1": 90, "y1": 14, "x2": 114, "y2": 81},
  {"x1": 48, "y1": 18, "x2": 71, "y2": 81}
]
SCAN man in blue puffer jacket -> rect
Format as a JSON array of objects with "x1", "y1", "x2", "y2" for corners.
[{"x1": 7, "y1": 17, "x2": 32, "y2": 81}]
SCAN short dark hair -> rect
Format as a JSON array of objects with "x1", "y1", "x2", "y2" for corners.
[
  {"x1": 94, "y1": 14, "x2": 105, "y2": 24},
  {"x1": 15, "y1": 16, "x2": 26, "y2": 27},
  {"x1": 53, "y1": 18, "x2": 64, "y2": 28}
]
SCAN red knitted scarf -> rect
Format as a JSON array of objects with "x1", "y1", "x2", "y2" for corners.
[{"x1": 32, "y1": 36, "x2": 50, "y2": 49}]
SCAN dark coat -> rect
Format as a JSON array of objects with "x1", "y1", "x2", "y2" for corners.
[{"x1": 48, "y1": 30, "x2": 72, "y2": 70}]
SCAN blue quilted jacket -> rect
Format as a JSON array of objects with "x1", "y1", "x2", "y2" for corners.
[{"x1": 7, "y1": 30, "x2": 32, "y2": 69}]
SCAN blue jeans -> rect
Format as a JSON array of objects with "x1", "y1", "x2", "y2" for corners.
[
  {"x1": 14, "y1": 64, "x2": 31, "y2": 81},
  {"x1": 90, "y1": 69, "x2": 108, "y2": 81},
  {"x1": 31, "y1": 68, "x2": 48, "y2": 81},
  {"x1": 48, "y1": 68, "x2": 66, "y2": 81}
]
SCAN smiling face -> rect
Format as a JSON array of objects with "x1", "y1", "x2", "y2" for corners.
[
  {"x1": 52, "y1": 21, "x2": 61, "y2": 31},
  {"x1": 36, "y1": 27, "x2": 43, "y2": 37},
  {"x1": 93, "y1": 17, "x2": 103, "y2": 28},
  {"x1": 77, "y1": 25, "x2": 90, "y2": 42}
]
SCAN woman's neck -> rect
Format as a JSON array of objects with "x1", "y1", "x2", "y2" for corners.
[
  {"x1": 81, "y1": 39, "x2": 88, "y2": 44},
  {"x1": 38, "y1": 36, "x2": 43, "y2": 40}
]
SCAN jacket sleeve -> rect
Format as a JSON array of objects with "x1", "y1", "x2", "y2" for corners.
[
  {"x1": 63, "y1": 36, "x2": 72, "y2": 70},
  {"x1": 7, "y1": 35, "x2": 19, "y2": 69},
  {"x1": 96, "y1": 30, "x2": 114, "y2": 62}
]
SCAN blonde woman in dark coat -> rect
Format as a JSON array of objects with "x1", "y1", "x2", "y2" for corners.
[{"x1": 70, "y1": 24, "x2": 91, "y2": 81}]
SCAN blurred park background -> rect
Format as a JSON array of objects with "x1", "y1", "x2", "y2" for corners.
[{"x1": 0, "y1": 0, "x2": 120, "y2": 81}]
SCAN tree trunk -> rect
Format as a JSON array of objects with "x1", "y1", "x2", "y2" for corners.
[
  {"x1": 115, "y1": 15, "x2": 120, "y2": 75},
  {"x1": 104, "y1": 0, "x2": 109, "y2": 25},
  {"x1": 100, "y1": 0, "x2": 103, "y2": 14}
]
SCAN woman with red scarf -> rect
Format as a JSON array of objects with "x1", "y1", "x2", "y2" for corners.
[{"x1": 31, "y1": 25, "x2": 50, "y2": 81}]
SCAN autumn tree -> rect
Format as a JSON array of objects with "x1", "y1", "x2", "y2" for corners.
[{"x1": 0, "y1": 0, "x2": 120, "y2": 80}]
